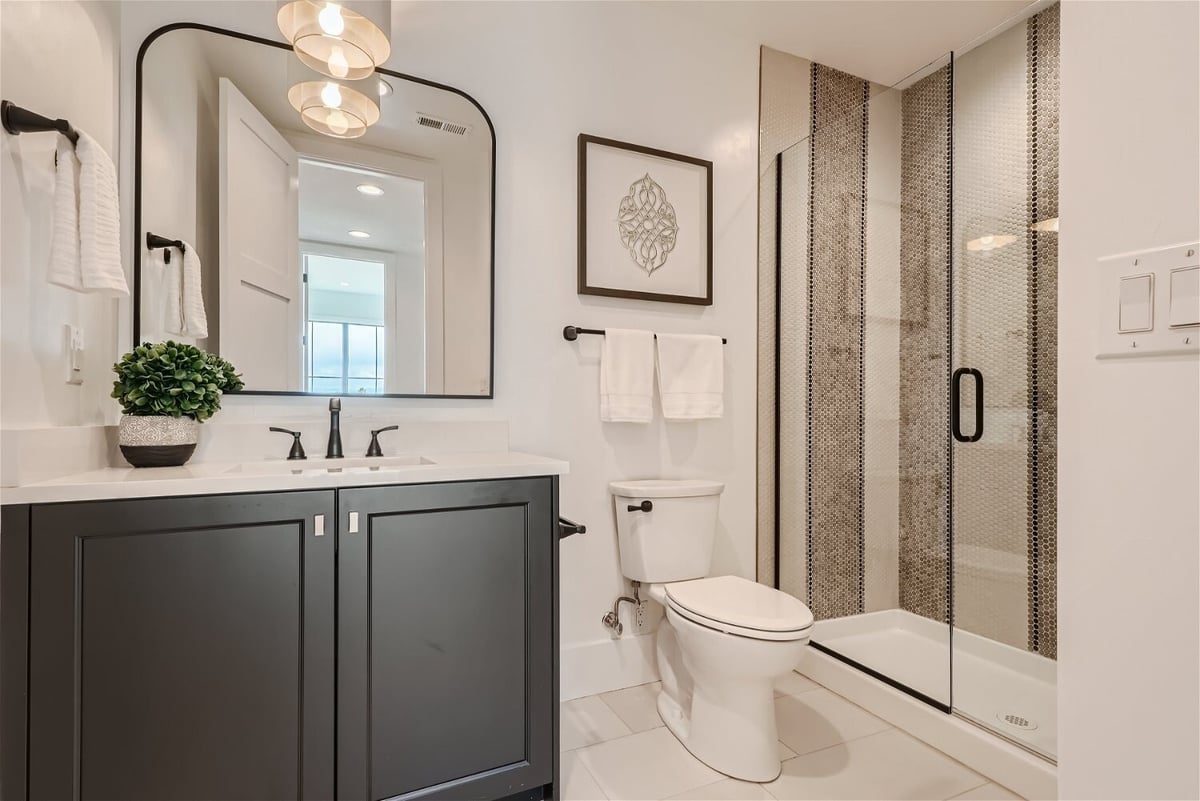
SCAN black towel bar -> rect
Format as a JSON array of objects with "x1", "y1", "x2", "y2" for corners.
[
  {"x1": 1, "y1": 100, "x2": 79, "y2": 145},
  {"x1": 146, "y1": 233, "x2": 186, "y2": 264},
  {"x1": 563, "y1": 325, "x2": 726, "y2": 344}
]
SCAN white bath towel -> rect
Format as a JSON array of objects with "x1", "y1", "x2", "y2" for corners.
[
  {"x1": 656, "y1": 333, "x2": 724, "y2": 420},
  {"x1": 47, "y1": 135, "x2": 81, "y2": 291},
  {"x1": 600, "y1": 329, "x2": 655, "y2": 423},
  {"x1": 47, "y1": 131, "x2": 128, "y2": 296},
  {"x1": 161, "y1": 242, "x2": 208, "y2": 339}
]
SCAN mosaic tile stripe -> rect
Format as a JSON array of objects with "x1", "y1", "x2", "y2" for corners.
[
  {"x1": 1028, "y1": 3, "x2": 1060, "y2": 660},
  {"x1": 898, "y1": 65, "x2": 953, "y2": 625},
  {"x1": 805, "y1": 63, "x2": 869, "y2": 620}
]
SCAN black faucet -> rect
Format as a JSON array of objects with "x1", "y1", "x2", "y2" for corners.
[
  {"x1": 366, "y1": 425, "x2": 399, "y2": 457},
  {"x1": 269, "y1": 427, "x2": 306, "y2": 460},
  {"x1": 326, "y1": 398, "x2": 343, "y2": 459}
]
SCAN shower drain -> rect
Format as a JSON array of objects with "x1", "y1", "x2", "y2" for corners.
[{"x1": 996, "y1": 712, "x2": 1039, "y2": 731}]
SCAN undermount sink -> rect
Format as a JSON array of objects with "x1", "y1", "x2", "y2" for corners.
[{"x1": 226, "y1": 455, "x2": 437, "y2": 477}]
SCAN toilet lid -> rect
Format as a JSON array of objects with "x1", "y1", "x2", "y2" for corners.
[{"x1": 665, "y1": 575, "x2": 814, "y2": 637}]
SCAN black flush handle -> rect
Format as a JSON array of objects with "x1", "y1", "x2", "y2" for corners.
[
  {"x1": 951, "y1": 367, "x2": 984, "y2": 443},
  {"x1": 627, "y1": 500, "x2": 653, "y2": 513}
]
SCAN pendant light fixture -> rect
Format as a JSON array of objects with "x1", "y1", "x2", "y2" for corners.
[
  {"x1": 287, "y1": 58, "x2": 380, "y2": 139},
  {"x1": 277, "y1": 1, "x2": 391, "y2": 81}
]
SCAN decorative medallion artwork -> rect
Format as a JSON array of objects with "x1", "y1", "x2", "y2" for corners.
[
  {"x1": 617, "y1": 174, "x2": 679, "y2": 275},
  {"x1": 578, "y1": 134, "x2": 713, "y2": 305}
]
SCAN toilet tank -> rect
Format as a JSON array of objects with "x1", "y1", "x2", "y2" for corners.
[{"x1": 610, "y1": 479, "x2": 725, "y2": 583}]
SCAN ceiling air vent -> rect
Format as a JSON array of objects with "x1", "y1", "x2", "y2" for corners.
[{"x1": 416, "y1": 113, "x2": 472, "y2": 136}]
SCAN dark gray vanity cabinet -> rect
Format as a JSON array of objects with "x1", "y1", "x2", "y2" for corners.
[
  {"x1": 13, "y1": 491, "x2": 338, "y2": 801},
  {"x1": 0, "y1": 476, "x2": 560, "y2": 801},
  {"x1": 338, "y1": 478, "x2": 556, "y2": 801}
]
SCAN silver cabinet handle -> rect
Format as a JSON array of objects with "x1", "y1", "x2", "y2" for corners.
[
  {"x1": 348, "y1": 511, "x2": 359, "y2": 533},
  {"x1": 314, "y1": 514, "x2": 325, "y2": 537}
]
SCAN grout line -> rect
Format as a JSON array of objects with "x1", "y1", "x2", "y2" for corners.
[
  {"x1": 563, "y1": 750, "x2": 611, "y2": 801},
  {"x1": 943, "y1": 777, "x2": 994, "y2": 800},
  {"x1": 776, "y1": 725, "x2": 898, "y2": 764}
]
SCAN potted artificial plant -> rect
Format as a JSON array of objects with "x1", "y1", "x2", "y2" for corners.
[{"x1": 111, "y1": 341, "x2": 244, "y2": 467}]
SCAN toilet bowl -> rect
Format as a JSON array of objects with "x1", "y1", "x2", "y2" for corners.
[{"x1": 610, "y1": 480, "x2": 814, "y2": 782}]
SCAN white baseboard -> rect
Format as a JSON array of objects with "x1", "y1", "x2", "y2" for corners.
[{"x1": 560, "y1": 633, "x2": 659, "y2": 701}]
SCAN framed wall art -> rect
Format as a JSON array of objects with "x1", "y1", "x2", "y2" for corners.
[{"x1": 577, "y1": 134, "x2": 713, "y2": 305}]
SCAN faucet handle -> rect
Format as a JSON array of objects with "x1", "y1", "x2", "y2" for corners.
[
  {"x1": 269, "y1": 427, "x2": 307, "y2": 460},
  {"x1": 366, "y1": 425, "x2": 399, "y2": 457}
]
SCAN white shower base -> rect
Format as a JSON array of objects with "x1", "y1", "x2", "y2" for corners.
[{"x1": 812, "y1": 609, "x2": 1057, "y2": 758}]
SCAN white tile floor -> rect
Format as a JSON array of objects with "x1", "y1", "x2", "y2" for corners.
[{"x1": 561, "y1": 672, "x2": 1026, "y2": 801}]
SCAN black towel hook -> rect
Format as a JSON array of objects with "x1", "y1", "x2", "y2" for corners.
[{"x1": 146, "y1": 232, "x2": 185, "y2": 264}]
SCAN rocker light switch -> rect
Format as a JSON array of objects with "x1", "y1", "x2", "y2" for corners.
[
  {"x1": 1118, "y1": 274, "x2": 1153, "y2": 332},
  {"x1": 1168, "y1": 266, "x2": 1199, "y2": 328}
]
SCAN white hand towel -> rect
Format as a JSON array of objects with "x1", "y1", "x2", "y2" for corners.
[
  {"x1": 47, "y1": 134, "x2": 82, "y2": 291},
  {"x1": 46, "y1": 131, "x2": 129, "y2": 296},
  {"x1": 160, "y1": 242, "x2": 208, "y2": 339},
  {"x1": 160, "y1": 249, "x2": 183, "y2": 335},
  {"x1": 656, "y1": 333, "x2": 724, "y2": 420},
  {"x1": 76, "y1": 132, "x2": 128, "y2": 295},
  {"x1": 180, "y1": 241, "x2": 208, "y2": 339},
  {"x1": 600, "y1": 329, "x2": 655, "y2": 423}
]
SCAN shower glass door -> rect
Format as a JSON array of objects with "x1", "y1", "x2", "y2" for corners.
[
  {"x1": 769, "y1": 53, "x2": 956, "y2": 710},
  {"x1": 949, "y1": 3, "x2": 1059, "y2": 760}
]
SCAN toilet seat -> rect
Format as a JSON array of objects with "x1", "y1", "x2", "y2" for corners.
[{"x1": 664, "y1": 575, "x2": 814, "y2": 642}]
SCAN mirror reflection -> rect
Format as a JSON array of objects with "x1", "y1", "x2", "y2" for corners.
[{"x1": 137, "y1": 26, "x2": 494, "y2": 397}]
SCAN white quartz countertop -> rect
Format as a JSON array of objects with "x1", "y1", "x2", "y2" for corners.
[{"x1": 0, "y1": 451, "x2": 568, "y2": 506}]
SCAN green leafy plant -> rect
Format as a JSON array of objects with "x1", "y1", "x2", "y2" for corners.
[{"x1": 111, "y1": 341, "x2": 244, "y2": 421}]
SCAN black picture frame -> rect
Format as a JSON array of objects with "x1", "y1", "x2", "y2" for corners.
[
  {"x1": 133, "y1": 23, "x2": 497, "y2": 400},
  {"x1": 577, "y1": 134, "x2": 713, "y2": 306}
]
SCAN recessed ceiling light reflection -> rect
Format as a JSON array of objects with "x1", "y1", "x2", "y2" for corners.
[
  {"x1": 356, "y1": 183, "x2": 384, "y2": 197},
  {"x1": 966, "y1": 234, "x2": 1017, "y2": 252},
  {"x1": 348, "y1": 230, "x2": 371, "y2": 239}
]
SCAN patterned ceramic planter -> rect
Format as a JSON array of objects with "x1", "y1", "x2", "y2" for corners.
[{"x1": 118, "y1": 416, "x2": 199, "y2": 467}]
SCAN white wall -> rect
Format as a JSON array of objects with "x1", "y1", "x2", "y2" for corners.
[
  {"x1": 1058, "y1": 2, "x2": 1200, "y2": 798},
  {"x1": 0, "y1": 0, "x2": 121, "y2": 427},
  {"x1": 116, "y1": 0, "x2": 764, "y2": 697}
]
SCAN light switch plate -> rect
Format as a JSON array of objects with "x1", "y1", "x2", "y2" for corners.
[{"x1": 1097, "y1": 241, "x2": 1199, "y2": 359}]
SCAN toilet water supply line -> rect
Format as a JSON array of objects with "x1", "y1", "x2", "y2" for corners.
[{"x1": 602, "y1": 580, "x2": 641, "y2": 635}]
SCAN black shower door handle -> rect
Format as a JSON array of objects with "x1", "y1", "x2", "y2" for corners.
[{"x1": 951, "y1": 367, "x2": 984, "y2": 443}]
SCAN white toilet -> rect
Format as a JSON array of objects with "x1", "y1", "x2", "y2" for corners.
[{"x1": 610, "y1": 479, "x2": 814, "y2": 782}]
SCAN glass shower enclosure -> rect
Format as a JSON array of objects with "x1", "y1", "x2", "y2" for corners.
[{"x1": 761, "y1": 4, "x2": 1059, "y2": 761}]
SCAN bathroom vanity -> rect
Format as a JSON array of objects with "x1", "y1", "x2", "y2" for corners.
[{"x1": 1, "y1": 453, "x2": 567, "y2": 801}]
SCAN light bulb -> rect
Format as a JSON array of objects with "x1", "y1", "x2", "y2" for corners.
[
  {"x1": 320, "y1": 82, "x2": 342, "y2": 109},
  {"x1": 318, "y1": 2, "x2": 345, "y2": 36},
  {"x1": 327, "y1": 45, "x2": 349, "y2": 79},
  {"x1": 326, "y1": 109, "x2": 350, "y2": 136}
]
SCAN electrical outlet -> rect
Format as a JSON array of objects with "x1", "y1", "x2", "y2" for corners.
[
  {"x1": 633, "y1": 599, "x2": 661, "y2": 634},
  {"x1": 65, "y1": 325, "x2": 84, "y2": 385}
]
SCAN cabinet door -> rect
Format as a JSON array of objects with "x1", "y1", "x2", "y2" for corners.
[
  {"x1": 339, "y1": 478, "x2": 555, "y2": 801},
  {"x1": 28, "y1": 491, "x2": 336, "y2": 801}
]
